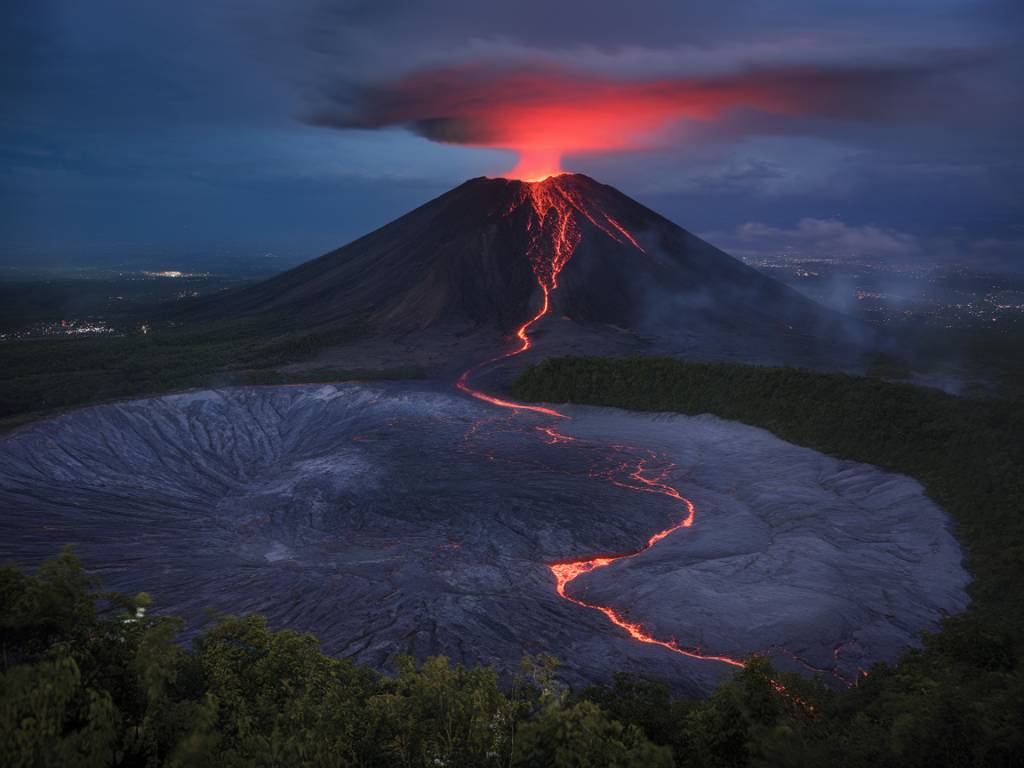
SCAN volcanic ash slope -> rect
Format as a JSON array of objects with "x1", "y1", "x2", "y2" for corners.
[{"x1": 0, "y1": 385, "x2": 968, "y2": 694}]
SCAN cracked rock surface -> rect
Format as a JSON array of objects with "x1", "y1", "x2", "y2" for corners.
[{"x1": 0, "y1": 384, "x2": 969, "y2": 694}]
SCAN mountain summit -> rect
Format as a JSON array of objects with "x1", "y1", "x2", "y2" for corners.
[{"x1": 199, "y1": 174, "x2": 867, "y2": 368}]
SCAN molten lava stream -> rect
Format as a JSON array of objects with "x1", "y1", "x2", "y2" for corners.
[
  {"x1": 455, "y1": 181, "x2": 785, "y2": 685},
  {"x1": 451, "y1": 184, "x2": 838, "y2": 713},
  {"x1": 549, "y1": 457, "x2": 745, "y2": 669},
  {"x1": 454, "y1": 180, "x2": 581, "y2": 419},
  {"x1": 455, "y1": 282, "x2": 567, "y2": 419}
]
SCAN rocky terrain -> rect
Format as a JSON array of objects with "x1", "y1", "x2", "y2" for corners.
[{"x1": 0, "y1": 383, "x2": 969, "y2": 694}]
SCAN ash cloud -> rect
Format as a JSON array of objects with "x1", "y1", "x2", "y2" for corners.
[
  {"x1": 303, "y1": 55, "x2": 979, "y2": 156},
  {"x1": 4, "y1": 0, "x2": 1023, "y2": 268}
]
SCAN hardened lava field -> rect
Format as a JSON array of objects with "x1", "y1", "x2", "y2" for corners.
[{"x1": 0, "y1": 383, "x2": 969, "y2": 694}]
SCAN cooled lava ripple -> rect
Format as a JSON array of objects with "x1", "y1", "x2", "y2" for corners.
[{"x1": 0, "y1": 383, "x2": 969, "y2": 694}]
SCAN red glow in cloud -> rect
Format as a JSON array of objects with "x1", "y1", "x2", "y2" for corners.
[{"x1": 320, "y1": 63, "x2": 924, "y2": 180}]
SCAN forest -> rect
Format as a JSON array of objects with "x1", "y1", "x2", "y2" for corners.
[{"x1": 0, "y1": 318, "x2": 372, "y2": 430}]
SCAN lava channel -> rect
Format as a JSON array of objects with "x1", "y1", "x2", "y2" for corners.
[
  {"x1": 455, "y1": 178, "x2": 748, "y2": 672},
  {"x1": 550, "y1": 457, "x2": 744, "y2": 669},
  {"x1": 455, "y1": 179, "x2": 582, "y2": 418}
]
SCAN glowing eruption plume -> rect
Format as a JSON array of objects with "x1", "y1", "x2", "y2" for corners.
[
  {"x1": 509, "y1": 148, "x2": 564, "y2": 182},
  {"x1": 314, "y1": 61, "x2": 939, "y2": 180}
]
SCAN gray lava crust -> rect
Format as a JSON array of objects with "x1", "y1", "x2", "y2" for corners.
[{"x1": 0, "y1": 384, "x2": 969, "y2": 694}]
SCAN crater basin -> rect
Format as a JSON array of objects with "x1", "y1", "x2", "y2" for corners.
[{"x1": 0, "y1": 384, "x2": 969, "y2": 694}]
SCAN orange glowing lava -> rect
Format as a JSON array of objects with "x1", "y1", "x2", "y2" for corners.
[
  {"x1": 507, "y1": 149, "x2": 564, "y2": 182},
  {"x1": 454, "y1": 178, "x2": 836, "y2": 705},
  {"x1": 454, "y1": 280, "x2": 568, "y2": 418},
  {"x1": 455, "y1": 179, "x2": 745, "y2": 669},
  {"x1": 549, "y1": 458, "x2": 744, "y2": 669},
  {"x1": 455, "y1": 177, "x2": 584, "y2": 416}
]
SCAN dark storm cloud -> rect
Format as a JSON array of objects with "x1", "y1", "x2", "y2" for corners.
[{"x1": 1, "y1": 0, "x2": 1022, "y2": 269}]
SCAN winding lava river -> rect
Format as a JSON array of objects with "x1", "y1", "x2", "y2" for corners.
[{"x1": 455, "y1": 180, "x2": 750, "y2": 673}]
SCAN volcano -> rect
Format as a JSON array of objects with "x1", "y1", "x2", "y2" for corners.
[
  {"x1": 3, "y1": 175, "x2": 966, "y2": 697},
  {"x1": 199, "y1": 173, "x2": 867, "y2": 372}
]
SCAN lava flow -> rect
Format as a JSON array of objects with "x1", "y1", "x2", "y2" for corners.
[
  {"x1": 550, "y1": 457, "x2": 744, "y2": 669},
  {"x1": 455, "y1": 178, "x2": 583, "y2": 418},
  {"x1": 455, "y1": 177, "x2": 749, "y2": 673}
]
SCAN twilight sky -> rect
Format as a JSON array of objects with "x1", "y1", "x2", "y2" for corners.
[{"x1": 2, "y1": 0, "x2": 1022, "y2": 271}]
